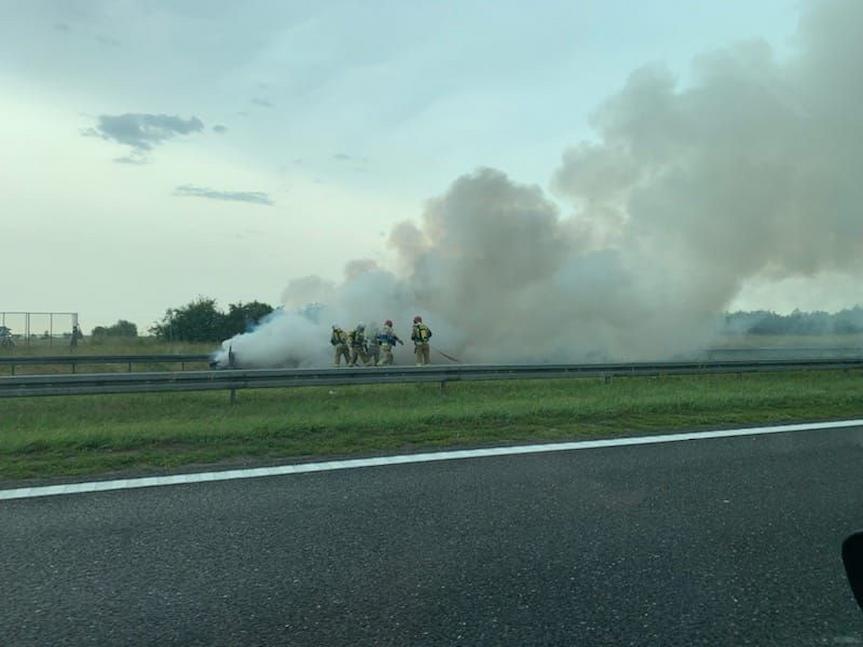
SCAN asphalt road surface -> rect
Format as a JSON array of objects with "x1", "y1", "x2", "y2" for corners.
[{"x1": 3, "y1": 426, "x2": 863, "y2": 646}]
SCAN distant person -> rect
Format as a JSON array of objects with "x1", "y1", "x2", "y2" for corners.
[
  {"x1": 330, "y1": 325, "x2": 351, "y2": 367},
  {"x1": 70, "y1": 324, "x2": 83, "y2": 348},
  {"x1": 348, "y1": 323, "x2": 371, "y2": 367},
  {"x1": 0, "y1": 325, "x2": 14, "y2": 349},
  {"x1": 410, "y1": 315, "x2": 432, "y2": 366},
  {"x1": 377, "y1": 319, "x2": 403, "y2": 365}
]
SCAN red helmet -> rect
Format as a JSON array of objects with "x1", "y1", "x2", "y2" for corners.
[
  {"x1": 413, "y1": 315, "x2": 422, "y2": 323},
  {"x1": 385, "y1": 319, "x2": 393, "y2": 326}
]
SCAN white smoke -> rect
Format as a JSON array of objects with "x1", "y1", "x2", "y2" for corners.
[{"x1": 216, "y1": 0, "x2": 863, "y2": 368}]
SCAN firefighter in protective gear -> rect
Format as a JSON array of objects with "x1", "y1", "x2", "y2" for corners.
[
  {"x1": 367, "y1": 325, "x2": 381, "y2": 366},
  {"x1": 330, "y1": 325, "x2": 351, "y2": 367},
  {"x1": 376, "y1": 319, "x2": 403, "y2": 366},
  {"x1": 410, "y1": 315, "x2": 432, "y2": 366},
  {"x1": 348, "y1": 323, "x2": 371, "y2": 366}
]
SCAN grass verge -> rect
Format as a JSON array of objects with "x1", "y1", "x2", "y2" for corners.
[
  {"x1": 0, "y1": 338, "x2": 216, "y2": 376},
  {"x1": 1, "y1": 370, "x2": 862, "y2": 483},
  {"x1": 0, "y1": 337, "x2": 215, "y2": 356}
]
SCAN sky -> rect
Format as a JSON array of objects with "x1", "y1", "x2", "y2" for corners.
[{"x1": 1, "y1": 0, "x2": 844, "y2": 333}]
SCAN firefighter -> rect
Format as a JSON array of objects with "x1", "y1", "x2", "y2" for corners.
[
  {"x1": 348, "y1": 323, "x2": 371, "y2": 366},
  {"x1": 330, "y1": 325, "x2": 351, "y2": 367},
  {"x1": 410, "y1": 315, "x2": 432, "y2": 366},
  {"x1": 367, "y1": 324, "x2": 381, "y2": 366},
  {"x1": 376, "y1": 319, "x2": 403, "y2": 366}
]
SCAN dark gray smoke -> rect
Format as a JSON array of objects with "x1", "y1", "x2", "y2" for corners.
[{"x1": 216, "y1": 0, "x2": 863, "y2": 367}]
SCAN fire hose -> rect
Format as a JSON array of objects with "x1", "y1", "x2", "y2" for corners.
[{"x1": 435, "y1": 348, "x2": 462, "y2": 363}]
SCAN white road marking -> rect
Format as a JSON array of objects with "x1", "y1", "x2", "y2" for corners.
[{"x1": 2, "y1": 419, "x2": 862, "y2": 501}]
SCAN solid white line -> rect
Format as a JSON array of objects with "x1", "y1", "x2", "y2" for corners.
[{"x1": 2, "y1": 419, "x2": 862, "y2": 501}]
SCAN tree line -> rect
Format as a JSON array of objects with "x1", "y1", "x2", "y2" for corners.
[
  {"x1": 92, "y1": 300, "x2": 863, "y2": 343},
  {"x1": 724, "y1": 306, "x2": 863, "y2": 336},
  {"x1": 90, "y1": 298, "x2": 274, "y2": 342}
]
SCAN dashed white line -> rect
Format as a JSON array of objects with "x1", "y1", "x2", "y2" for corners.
[{"x1": 2, "y1": 419, "x2": 861, "y2": 501}]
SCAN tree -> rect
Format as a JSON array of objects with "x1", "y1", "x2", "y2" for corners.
[
  {"x1": 151, "y1": 297, "x2": 224, "y2": 342},
  {"x1": 224, "y1": 301, "x2": 274, "y2": 337},
  {"x1": 151, "y1": 297, "x2": 274, "y2": 342}
]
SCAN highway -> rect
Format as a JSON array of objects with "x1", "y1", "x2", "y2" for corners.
[{"x1": 3, "y1": 424, "x2": 863, "y2": 645}]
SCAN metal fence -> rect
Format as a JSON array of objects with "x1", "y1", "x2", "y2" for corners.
[{"x1": 0, "y1": 311, "x2": 79, "y2": 346}]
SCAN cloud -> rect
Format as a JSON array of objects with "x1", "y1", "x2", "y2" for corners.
[
  {"x1": 53, "y1": 22, "x2": 70, "y2": 32},
  {"x1": 333, "y1": 153, "x2": 369, "y2": 165},
  {"x1": 86, "y1": 113, "x2": 204, "y2": 153},
  {"x1": 251, "y1": 98, "x2": 273, "y2": 108},
  {"x1": 212, "y1": 124, "x2": 228, "y2": 134},
  {"x1": 113, "y1": 154, "x2": 147, "y2": 165},
  {"x1": 173, "y1": 184, "x2": 274, "y2": 206}
]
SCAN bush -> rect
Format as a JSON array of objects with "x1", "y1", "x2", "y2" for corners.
[{"x1": 92, "y1": 320, "x2": 138, "y2": 338}]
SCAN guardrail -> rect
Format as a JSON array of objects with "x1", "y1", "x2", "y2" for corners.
[
  {"x1": 0, "y1": 354, "x2": 210, "y2": 375},
  {"x1": 2, "y1": 347, "x2": 860, "y2": 376},
  {"x1": 1, "y1": 358, "x2": 861, "y2": 400}
]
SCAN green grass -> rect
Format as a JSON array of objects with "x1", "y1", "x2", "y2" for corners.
[
  {"x1": 0, "y1": 336, "x2": 216, "y2": 357},
  {"x1": 0, "y1": 337, "x2": 217, "y2": 376},
  {"x1": 3, "y1": 334, "x2": 860, "y2": 376},
  {"x1": 711, "y1": 333, "x2": 863, "y2": 348},
  {"x1": 1, "y1": 371, "x2": 862, "y2": 483}
]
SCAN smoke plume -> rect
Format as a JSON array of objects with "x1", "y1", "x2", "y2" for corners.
[{"x1": 216, "y1": 0, "x2": 863, "y2": 368}]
